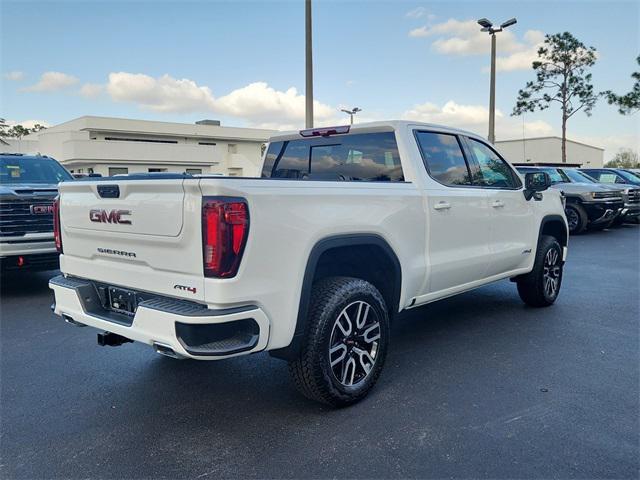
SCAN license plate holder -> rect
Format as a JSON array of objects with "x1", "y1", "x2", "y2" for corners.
[{"x1": 106, "y1": 286, "x2": 139, "y2": 316}]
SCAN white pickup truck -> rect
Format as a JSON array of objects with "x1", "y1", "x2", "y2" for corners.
[{"x1": 50, "y1": 121, "x2": 568, "y2": 406}]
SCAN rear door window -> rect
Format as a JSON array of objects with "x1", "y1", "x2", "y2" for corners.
[
  {"x1": 261, "y1": 132, "x2": 403, "y2": 181},
  {"x1": 415, "y1": 131, "x2": 472, "y2": 186}
]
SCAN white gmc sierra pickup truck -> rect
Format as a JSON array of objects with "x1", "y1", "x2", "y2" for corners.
[{"x1": 50, "y1": 121, "x2": 568, "y2": 406}]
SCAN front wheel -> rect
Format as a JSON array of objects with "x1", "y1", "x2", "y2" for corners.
[
  {"x1": 288, "y1": 277, "x2": 390, "y2": 407},
  {"x1": 565, "y1": 203, "x2": 587, "y2": 234},
  {"x1": 517, "y1": 235, "x2": 563, "y2": 307}
]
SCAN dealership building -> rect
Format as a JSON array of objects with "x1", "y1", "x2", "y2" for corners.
[
  {"x1": 495, "y1": 136, "x2": 604, "y2": 168},
  {"x1": 7, "y1": 116, "x2": 275, "y2": 177}
]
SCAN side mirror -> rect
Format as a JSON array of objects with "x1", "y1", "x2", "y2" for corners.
[{"x1": 524, "y1": 172, "x2": 551, "y2": 200}]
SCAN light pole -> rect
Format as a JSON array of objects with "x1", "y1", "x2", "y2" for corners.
[
  {"x1": 341, "y1": 107, "x2": 362, "y2": 125},
  {"x1": 305, "y1": 0, "x2": 314, "y2": 128},
  {"x1": 477, "y1": 17, "x2": 517, "y2": 144}
]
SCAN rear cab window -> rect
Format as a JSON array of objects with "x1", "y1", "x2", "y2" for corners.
[{"x1": 261, "y1": 131, "x2": 404, "y2": 182}]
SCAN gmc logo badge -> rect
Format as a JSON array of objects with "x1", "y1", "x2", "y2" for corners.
[
  {"x1": 30, "y1": 204, "x2": 54, "y2": 215},
  {"x1": 89, "y1": 209, "x2": 132, "y2": 225}
]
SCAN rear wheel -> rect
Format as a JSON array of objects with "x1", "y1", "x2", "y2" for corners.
[
  {"x1": 288, "y1": 277, "x2": 390, "y2": 407},
  {"x1": 565, "y1": 203, "x2": 587, "y2": 234},
  {"x1": 517, "y1": 235, "x2": 563, "y2": 307}
]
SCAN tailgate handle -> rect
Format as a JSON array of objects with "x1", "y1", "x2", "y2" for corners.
[{"x1": 97, "y1": 185, "x2": 120, "y2": 198}]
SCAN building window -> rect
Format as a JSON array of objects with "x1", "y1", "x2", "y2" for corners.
[
  {"x1": 228, "y1": 144, "x2": 238, "y2": 154},
  {"x1": 109, "y1": 167, "x2": 128, "y2": 176},
  {"x1": 186, "y1": 168, "x2": 202, "y2": 175},
  {"x1": 148, "y1": 168, "x2": 167, "y2": 173},
  {"x1": 198, "y1": 142, "x2": 217, "y2": 146},
  {"x1": 104, "y1": 137, "x2": 178, "y2": 144}
]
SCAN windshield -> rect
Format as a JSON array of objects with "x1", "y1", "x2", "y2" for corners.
[
  {"x1": 617, "y1": 169, "x2": 640, "y2": 185},
  {"x1": 0, "y1": 156, "x2": 72, "y2": 184},
  {"x1": 562, "y1": 168, "x2": 596, "y2": 183}
]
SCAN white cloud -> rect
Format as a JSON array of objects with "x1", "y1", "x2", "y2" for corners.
[
  {"x1": 4, "y1": 71, "x2": 24, "y2": 81},
  {"x1": 401, "y1": 100, "x2": 553, "y2": 139},
  {"x1": 79, "y1": 83, "x2": 104, "y2": 98},
  {"x1": 406, "y1": 7, "x2": 428, "y2": 19},
  {"x1": 103, "y1": 72, "x2": 336, "y2": 128},
  {"x1": 106, "y1": 72, "x2": 216, "y2": 112},
  {"x1": 346, "y1": 80, "x2": 356, "y2": 87},
  {"x1": 493, "y1": 45, "x2": 540, "y2": 72},
  {"x1": 408, "y1": 26, "x2": 430, "y2": 38},
  {"x1": 409, "y1": 18, "x2": 544, "y2": 72},
  {"x1": 403, "y1": 100, "x2": 497, "y2": 126},
  {"x1": 5, "y1": 119, "x2": 51, "y2": 129},
  {"x1": 214, "y1": 82, "x2": 334, "y2": 124},
  {"x1": 21, "y1": 71, "x2": 78, "y2": 92}
]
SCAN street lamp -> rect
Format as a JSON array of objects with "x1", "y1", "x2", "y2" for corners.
[
  {"x1": 478, "y1": 17, "x2": 517, "y2": 144},
  {"x1": 341, "y1": 107, "x2": 362, "y2": 125}
]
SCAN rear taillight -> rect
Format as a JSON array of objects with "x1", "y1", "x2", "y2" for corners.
[
  {"x1": 53, "y1": 196, "x2": 62, "y2": 253},
  {"x1": 202, "y1": 198, "x2": 249, "y2": 278}
]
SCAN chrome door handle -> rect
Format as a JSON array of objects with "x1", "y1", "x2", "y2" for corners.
[
  {"x1": 433, "y1": 201, "x2": 451, "y2": 210},
  {"x1": 492, "y1": 200, "x2": 505, "y2": 208}
]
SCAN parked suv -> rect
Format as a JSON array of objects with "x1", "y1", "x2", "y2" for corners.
[
  {"x1": 560, "y1": 168, "x2": 640, "y2": 224},
  {"x1": 0, "y1": 153, "x2": 73, "y2": 271},
  {"x1": 50, "y1": 121, "x2": 568, "y2": 405},
  {"x1": 516, "y1": 166, "x2": 623, "y2": 234}
]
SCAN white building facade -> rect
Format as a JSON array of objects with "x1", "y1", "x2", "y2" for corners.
[
  {"x1": 495, "y1": 136, "x2": 604, "y2": 168},
  {"x1": 7, "y1": 116, "x2": 276, "y2": 177}
]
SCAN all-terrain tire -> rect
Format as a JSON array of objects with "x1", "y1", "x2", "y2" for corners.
[
  {"x1": 288, "y1": 276, "x2": 390, "y2": 407},
  {"x1": 517, "y1": 235, "x2": 563, "y2": 307}
]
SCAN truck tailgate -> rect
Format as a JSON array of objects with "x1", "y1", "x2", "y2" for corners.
[{"x1": 58, "y1": 178, "x2": 205, "y2": 301}]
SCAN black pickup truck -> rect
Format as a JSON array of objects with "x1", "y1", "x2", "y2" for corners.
[{"x1": 0, "y1": 153, "x2": 72, "y2": 271}]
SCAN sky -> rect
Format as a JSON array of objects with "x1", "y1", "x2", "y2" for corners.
[{"x1": 1, "y1": 0, "x2": 638, "y2": 161}]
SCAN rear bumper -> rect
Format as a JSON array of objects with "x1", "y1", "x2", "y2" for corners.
[{"x1": 49, "y1": 275, "x2": 270, "y2": 360}]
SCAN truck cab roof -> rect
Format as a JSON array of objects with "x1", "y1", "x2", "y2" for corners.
[{"x1": 268, "y1": 120, "x2": 485, "y2": 143}]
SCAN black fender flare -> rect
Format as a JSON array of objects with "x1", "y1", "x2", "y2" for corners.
[
  {"x1": 269, "y1": 233, "x2": 402, "y2": 360},
  {"x1": 538, "y1": 214, "x2": 568, "y2": 248}
]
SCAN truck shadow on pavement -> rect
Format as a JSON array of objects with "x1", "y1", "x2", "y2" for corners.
[
  {"x1": 118, "y1": 280, "x2": 542, "y2": 417},
  {"x1": 0, "y1": 269, "x2": 58, "y2": 298}
]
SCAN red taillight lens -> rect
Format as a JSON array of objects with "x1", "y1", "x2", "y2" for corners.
[
  {"x1": 53, "y1": 196, "x2": 62, "y2": 253},
  {"x1": 202, "y1": 198, "x2": 249, "y2": 278}
]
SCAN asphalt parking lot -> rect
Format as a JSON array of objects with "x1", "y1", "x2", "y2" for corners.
[{"x1": 1, "y1": 225, "x2": 638, "y2": 479}]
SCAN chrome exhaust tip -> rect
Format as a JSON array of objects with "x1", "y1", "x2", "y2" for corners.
[{"x1": 152, "y1": 342, "x2": 183, "y2": 359}]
